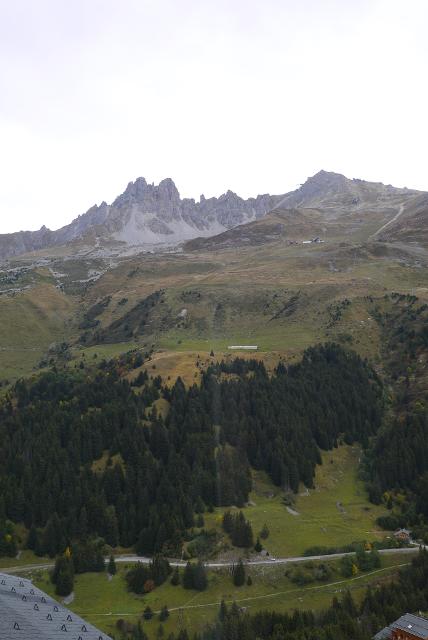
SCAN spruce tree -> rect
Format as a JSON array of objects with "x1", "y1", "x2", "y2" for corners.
[
  {"x1": 219, "y1": 599, "x2": 228, "y2": 621},
  {"x1": 143, "y1": 605, "x2": 154, "y2": 620},
  {"x1": 233, "y1": 559, "x2": 246, "y2": 586},
  {"x1": 183, "y1": 562, "x2": 194, "y2": 589},
  {"x1": 193, "y1": 560, "x2": 208, "y2": 591},
  {"x1": 108, "y1": 554, "x2": 117, "y2": 575},
  {"x1": 26, "y1": 525, "x2": 39, "y2": 551},
  {"x1": 254, "y1": 537, "x2": 263, "y2": 553},
  {"x1": 52, "y1": 555, "x2": 74, "y2": 596},
  {"x1": 159, "y1": 605, "x2": 169, "y2": 621},
  {"x1": 171, "y1": 566, "x2": 180, "y2": 586}
]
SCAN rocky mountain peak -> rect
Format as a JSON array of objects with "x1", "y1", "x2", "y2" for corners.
[
  {"x1": 277, "y1": 170, "x2": 416, "y2": 211},
  {"x1": 114, "y1": 176, "x2": 180, "y2": 209},
  {"x1": 307, "y1": 169, "x2": 349, "y2": 186},
  {"x1": 1, "y1": 169, "x2": 420, "y2": 262}
]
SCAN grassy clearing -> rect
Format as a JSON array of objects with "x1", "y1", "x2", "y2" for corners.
[
  {"x1": 136, "y1": 349, "x2": 291, "y2": 387},
  {"x1": 25, "y1": 552, "x2": 415, "y2": 639},
  {"x1": 158, "y1": 322, "x2": 318, "y2": 356},
  {"x1": 205, "y1": 445, "x2": 387, "y2": 558},
  {"x1": 0, "y1": 284, "x2": 75, "y2": 382}
]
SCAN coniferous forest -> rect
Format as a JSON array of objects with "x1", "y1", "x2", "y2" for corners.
[
  {"x1": 0, "y1": 343, "x2": 382, "y2": 557},
  {"x1": 364, "y1": 296, "x2": 428, "y2": 535}
]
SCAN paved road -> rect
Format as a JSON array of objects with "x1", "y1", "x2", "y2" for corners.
[{"x1": 3, "y1": 545, "x2": 422, "y2": 575}]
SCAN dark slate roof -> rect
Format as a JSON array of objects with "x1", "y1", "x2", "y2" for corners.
[
  {"x1": 0, "y1": 571, "x2": 112, "y2": 640},
  {"x1": 393, "y1": 613, "x2": 428, "y2": 639},
  {"x1": 373, "y1": 614, "x2": 428, "y2": 640},
  {"x1": 373, "y1": 626, "x2": 393, "y2": 640}
]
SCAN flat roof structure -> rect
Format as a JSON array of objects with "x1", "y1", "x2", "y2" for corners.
[{"x1": 227, "y1": 345, "x2": 258, "y2": 350}]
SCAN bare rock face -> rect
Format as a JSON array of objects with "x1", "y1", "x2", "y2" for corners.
[
  {"x1": 0, "y1": 170, "x2": 424, "y2": 261},
  {"x1": 0, "y1": 177, "x2": 284, "y2": 259}
]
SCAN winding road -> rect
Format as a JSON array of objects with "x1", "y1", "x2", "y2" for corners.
[{"x1": 2, "y1": 545, "x2": 422, "y2": 575}]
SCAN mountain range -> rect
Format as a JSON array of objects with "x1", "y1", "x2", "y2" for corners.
[
  {"x1": 1, "y1": 169, "x2": 427, "y2": 261},
  {"x1": 0, "y1": 178, "x2": 284, "y2": 260}
]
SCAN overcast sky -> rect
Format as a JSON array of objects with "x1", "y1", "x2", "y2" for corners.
[{"x1": 0, "y1": 0, "x2": 427, "y2": 233}]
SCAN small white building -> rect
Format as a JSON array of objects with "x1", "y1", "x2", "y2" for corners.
[{"x1": 228, "y1": 345, "x2": 258, "y2": 350}]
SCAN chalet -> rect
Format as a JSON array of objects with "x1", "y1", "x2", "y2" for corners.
[
  {"x1": 0, "y1": 571, "x2": 112, "y2": 639},
  {"x1": 394, "y1": 528, "x2": 412, "y2": 543},
  {"x1": 374, "y1": 613, "x2": 428, "y2": 640}
]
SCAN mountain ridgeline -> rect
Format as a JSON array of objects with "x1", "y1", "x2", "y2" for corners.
[
  {"x1": 0, "y1": 344, "x2": 382, "y2": 557},
  {"x1": 0, "y1": 169, "x2": 427, "y2": 260},
  {"x1": 0, "y1": 178, "x2": 284, "y2": 259}
]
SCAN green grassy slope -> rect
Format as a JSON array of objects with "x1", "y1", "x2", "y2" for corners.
[
  {"x1": 0, "y1": 282, "x2": 75, "y2": 382},
  {"x1": 204, "y1": 445, "x2": 387, "y2": 558},
  {"x1": 26, "y1": 552, "x2": 415, "y2": 639}
]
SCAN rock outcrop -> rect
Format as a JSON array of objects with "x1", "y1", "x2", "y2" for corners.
[{"x1": 0, "y1": 177, "x2": 284, "y2": 259}]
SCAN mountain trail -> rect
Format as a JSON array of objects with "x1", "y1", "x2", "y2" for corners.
[{"x1": 370, "y1": 203, "x2": 405, "y2": 239}]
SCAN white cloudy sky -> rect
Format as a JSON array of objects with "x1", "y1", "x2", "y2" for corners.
[{"x1": 0, "y1": 0, "x2": 427, "y2": 233}]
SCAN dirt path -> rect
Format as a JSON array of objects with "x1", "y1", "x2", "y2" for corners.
[{"x1": 370, "y1": 203, "x2": 405, "y2": 239}]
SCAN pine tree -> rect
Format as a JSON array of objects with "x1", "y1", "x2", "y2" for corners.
[
  {"x1": 254, "y1": 537, "x2": 263, "y2": 553},
  {"x1": 52, "y1": 555, "x2": 74, "y2": 596},
  {"x1": 183, "y1": 562, "x2": 194, "y2": 589},
  {"x1": 56, "y1": 568, "x2": 74, "y2": 597},
  {"x1": 193, "y1": 560, "x2": 208, "y2": 591},
  {"x1": 171, "y1": 566, "x2": 180, "y2": 586},
  {"x1": 233, "y1": 559, "x2": 246, "y2": 587},
  {"x1": 26, "y1": 525, "x2": 39, "y2": 551},
  {"x1": 143, "y1": 605, "x2": 154, "y2": 620},
  {"x1": 222, "y1": 511, "x2": 233, "y2": 534},
  {"x1": 108, "y1": 555, "x2": 117, "y2": 575},
  {"x1": 219, "y1": 599, "x2": 228, "y2": 621},
  {"x1": 43, "y1": 513, "x2": 64, "y2": 557},
  {"x1": 159, "y1": 605, "x2": 169, "y2": 621}
]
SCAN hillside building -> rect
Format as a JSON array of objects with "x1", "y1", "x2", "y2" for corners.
[
  {"x1": 227, "y1": 345, "x2": 258, "y2": 350},
  {"x1": 374, "y1": 613, "x2": 428, "y2": 640},
  {"x1": 394, "y1": 528, "x2": 412, "y2": 543},
  {"x1": 0, "y1": 571, "x2": 112, "y2": 639}
]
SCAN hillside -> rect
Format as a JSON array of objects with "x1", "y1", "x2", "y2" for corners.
[
  {"x1": 375, "y1": 192, "x2": 428, "y2": 246},
  {"x1": 184, "y1": 208, "x2": 326, "y2": 251},
  {"x1": 0, "y1": 171, "x2": 426, "y2": 385}
]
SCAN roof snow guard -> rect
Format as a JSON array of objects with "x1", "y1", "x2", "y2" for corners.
[
  {"x1": 374, "y1": 613, "x2": 428, "y2": 639},
  {"x1": 0, "y1": 571, "x2": 112, "y2": 640}
]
